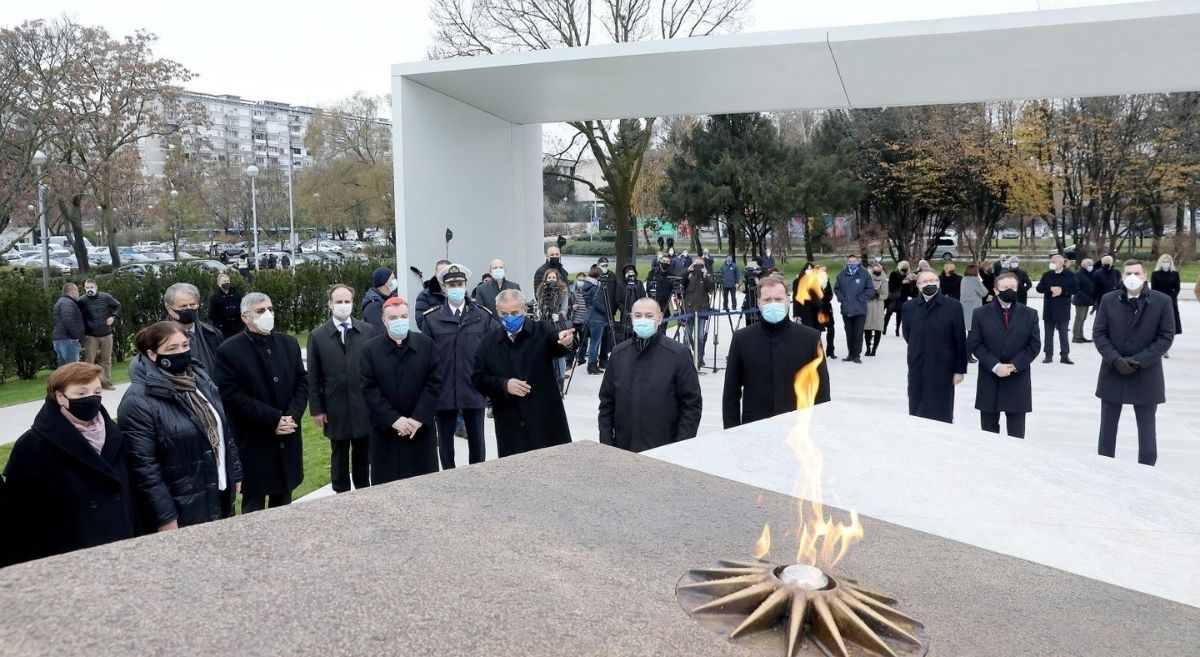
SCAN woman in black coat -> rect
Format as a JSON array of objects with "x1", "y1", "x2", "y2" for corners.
[
  {"x1": 359, "y1": 298, "x2": 443, "y2": 484},
  {"x1": 792, "y1": 264, "x2": 837, "y2": 359},
  {"x1": 120, "y1": 322, "x2": 243, "y2": 530},
  {"x1": 1150, "y1": 255, "x2": 1183, "y2": 344},
  {"x1": 2, "y1": 363, "x2": 138, "y2": 565}
]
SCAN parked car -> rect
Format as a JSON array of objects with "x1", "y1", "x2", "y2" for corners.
[
  {"x1": 933, "y1": 236, "x2": 959, "y2": 260},
  {"x1": 1000, "y1": 228, "x2": 1020, "y2": 239}
]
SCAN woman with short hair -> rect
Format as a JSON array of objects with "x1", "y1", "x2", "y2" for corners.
[
  {"x1": 2, "y1": 363, "x2": 138, "y2": 565},
  {"x1": 119, "y1": 321, "x2": 242, "y2": 531}
]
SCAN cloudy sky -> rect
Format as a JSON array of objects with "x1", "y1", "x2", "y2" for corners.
[{"x1": 1, "y1": 0, "x2": 1126, "y2": 110}]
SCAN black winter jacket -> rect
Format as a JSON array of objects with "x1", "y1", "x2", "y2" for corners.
[
  {"x1": 52, "y1": 294, "x2": 85, "y2": 341},
  {"x1": 119, "y1": 356, "x2": 243, "y2": 527},
  {"x1": 599, "y1": 336, "x2": 702, "y2": 452},
  {"x1": 77, "y1": 291, "x2": 121, "y2": 337},
  {"x1": 208, "y1": 287, "x2": 244, "y2": 339}
]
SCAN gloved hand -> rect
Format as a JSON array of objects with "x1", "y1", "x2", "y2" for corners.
[{"x1": 1112, "y1": 358, "x2": 1137, "y2": 376}]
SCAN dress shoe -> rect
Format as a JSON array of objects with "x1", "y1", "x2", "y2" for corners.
[
  {"x1": 1042, "y1": 356, "x2": 1053, "y2": 364},
  {"x1": 1071, "y1": 338, "x2": 1084, "y2": 344},
  {"x1": 1060, "y1": 357, "x2": 1074, "y2": 365},
  {"x1": 851, "y1": 357, "x2": 863, "y2": 364},
  {"x1": 1081, "y1": 338, "x2": 1093, "y2": 343},
  {"x1": 827, "y1": 353, "x2": 838, "y2": 360},
  {"x1": 968, "y1": 356, "x2": 978, "y2": 364}
]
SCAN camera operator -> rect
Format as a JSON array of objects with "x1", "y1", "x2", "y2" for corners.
[
  {"x1": 682, "y1": 256, "x2": 715, "y2": 368},
  {"x1": 617, "y1": 264, "x2": 647, "y2": 342},
  {"x1": 569, "y1": 273, "x2": 592, "y2": 370},
  {"x1": 595, "y1": 257, "x2": 619, "y2": 369},
  {"x1": 742, "y1": 259, "x2": 764, "y2": 325},
  {"x1": 537, "y1": 269, "x2": 572, "y2": 390},
  {"x1": 646, "y1": 254, "x2": 674, "y2": 329}
]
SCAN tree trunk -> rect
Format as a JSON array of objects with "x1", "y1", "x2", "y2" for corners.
[
  {"x1": 613, "y1": 199, "x2": 634, "y2": 272},
  {"x1": 101, "y1": 189, "x2": 121, "y2": 268},
  {"x1": 58, "y1": 195, "x2": 91, "y2": 274}
]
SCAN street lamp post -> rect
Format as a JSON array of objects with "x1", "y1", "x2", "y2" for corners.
[
  {"x1": 169, "y1": 189, "x2": 180, "y2": 260},
  {"x1": 312, "y1": 192, "x2": 321, "y2": 256},
  {"x1": 244, "y1": 164, "x2": 260, "y2": 271},
  {"x1": 32, "y1": 150, "x2": 48, "y2": 291},
  {"x1": 285, "y1": 151, "x2": 296, "y2": 271}
]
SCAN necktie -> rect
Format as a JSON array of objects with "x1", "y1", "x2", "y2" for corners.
[
  {"x1": 1002, "y1": 307, "x2": 1010, "y2": 329},
  {"x1": 455, "y1": 307, "x2": 461, "y2": 319},
  {"x1": 339, "y1": 323, "x2": 348, "y2": 345}
]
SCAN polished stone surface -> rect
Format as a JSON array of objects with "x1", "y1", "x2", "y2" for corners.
[
  {"x1": 1, "y1": 442, "x2": 1197, "y2": 657},
  {"x1": 647, "y1": 401, "x2": 1200, "y2": 608}
]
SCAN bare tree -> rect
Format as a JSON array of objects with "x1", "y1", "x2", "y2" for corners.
[{"x1": 428, "y1": 0, "x2": 749, "y2": 271}]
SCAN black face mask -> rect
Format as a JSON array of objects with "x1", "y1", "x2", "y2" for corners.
[
  {"x1": 65, "y1": 395, "x2": 104, "y2": 422},
  {"x1": 921, "y1": 284, "x2": 939, "y2": 297},
  {"x1": 998, "y1": 289, "x2": 1019, "y2": 304},
  {"x1": 174, "y1": 308, "x2": 198, "y2": 325},
  {"x1": 155, "y1": 350, "x2": 193, "y2": 375},
  {"x1": 625, "y1": 273, "x2": 635, "y2": 280},
  {"x1": 660, "y1": 262, "x2": 669, "y2": 269},
  {"x1": 219, "y1": 283, "x2": 230, "y2": 291},
  {"x1": 549, "y1": 257, "x2": 560, "y2": 264},
  {"x1": 1102, "y1": 263, "x2": 1111, "y2": 270}
]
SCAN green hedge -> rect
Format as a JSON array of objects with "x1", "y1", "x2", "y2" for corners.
[
  {"x1": 0, "y1": 259, "x2": 386, "y2": 383},
  {"x1": 560, "y1": 239, "x2": 658, "y2": 256}
]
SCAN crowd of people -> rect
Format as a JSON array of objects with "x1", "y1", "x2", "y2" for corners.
[{"x1": 0, "y1": 244, "x2": 1184, "y2": 566}]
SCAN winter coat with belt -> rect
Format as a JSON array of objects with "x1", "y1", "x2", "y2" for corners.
[
  {"x1": 599, "y1": 335, "x2": 702, "y2": 452},
  {"x1": 76, "y1": 291, "x2": 121, "y2": 337},
  {"x1": 359, "y1": 330, "x2": 442, "y2": 483},
  {"x1": 1072, "y1": 267, "x2": 1095, "y2": 307},
  {"x1": 1035, "y1": 268, "x2": 1079, "y2": 324},
  {"x1": 1150, "y1": 269, "x2": 1182, "y2": 335},
  {"x1": 722, "y1": 319, "x2": 831, "y2": 428},
  {"x1": 307, "y1": 318, "x2": 375, "y2": 440},
  {"x1": 833, "y1": 267, "x2": 877, "y2": 317},
  {"x1": 120, "y1": 356, "x2": 243, "y2": 527},
  {"x1": 208, "y1": 287, "x2": 244, "y2": 339},
  {"x1": 901, "y1": 293, "x2": 968, "y2": 423},
  {"x1": 2, "y1": 403, "x2": 138, "y2": 566},
  {"x1": 213, "y1": 330, "x2": 308, "y2": 496},
  {"x1": 1092, "y1": 287, "x2": 1175, "y2": 406},
  {"x1": 423, "y1": 301, "x2": 491, "y2": 411},
  {"x1": 52, "y1": 294, "x2": 85, "y2": 341},
  {"x1": 967, "y1": 301, "x2": 1041, "y2": 413},
  {"x1": 959, "y1": 276, "x2": 988, "y2": 327},
  {"x1": 472, "y1": 320, "x2": 573, "y2": 457},
  {"x1": 864, "y1": 274, "x2": 889, "y2": 331}
]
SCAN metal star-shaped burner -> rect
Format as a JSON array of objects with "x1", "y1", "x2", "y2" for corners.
[{"x1": 676, "y1": 559, "x2": 928, "y2": 657}]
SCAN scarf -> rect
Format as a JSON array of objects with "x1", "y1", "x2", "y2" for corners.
[
  {"x1": 871, "y1": 272, "x2": 885, "y2": 292},
  {"x1": 161, "y1": 367, "x2": 222, "y2": 470},
  {"x1": 72, "y1": 415, "x2": 107, "y2": 455}
]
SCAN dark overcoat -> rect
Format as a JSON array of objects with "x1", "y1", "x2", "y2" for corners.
[
  {"x1": 307, "y1": 318, "x2": 375, "y2": 440},
  {"x1": 1035, "y1": 268, "x2": 1078, "y2": 324},
  {"x1": 598, "y1": 336, "x2": 702, "y2": 452},
  {"x1": 1092, "y1": 288, "x2": 1175, "y2": 406},
  {"x1": 472, "y1": 320, "x2": 572, "y2": 457},
  {"x1": 208, "y1": 287, "x2": 244, "y2": 339},
  {"x1": 967, "y1": 302, "x2": 1041, "y2": 413},
  {"x1": 423, "y1": 301, "x2": 491, "y2": 411},
  {"x1": 722, "y1": 319, "x2": 831, "y2": 429},
  {"x1": 213, "y1": 330, "x2": 308, "y2": 496},
  {"x1": 1011, "y1": 267, "x2": 1033, "y2": 305},
  {"x1": 792, "y1": 277, "x2": 835, "y2": 329},
  {"x1": 939, "y1": 272, "x2": 962, "y2": 300},
  {"x1": 1150, "y1": 270, "x2": 1183, "y2": 335},
  {"x1": 902, "y1": 294, "x2": 968, "y2": 423},
  {"x1": 120, "y1": 356, "x2": 243, "y2": 527},
  {"x1": 1091, "y1": 266, "x2": 1121, "y2": 305},
  {"x1": 1071, "y1": 268, "x2": 1095, "y2": 306},
  {"x1": 2, "y1": 402, "x2": 137, "y2": 565},
  {"x1": 473, "y1": 278, "x2": 521, "y2": 315},
  {"x1": 359, "y1": 331, "x2": 442, "y2": 484}
]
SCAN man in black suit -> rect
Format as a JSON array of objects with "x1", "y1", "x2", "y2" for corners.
[
  {"x1": 1091, "y1": 254, "x2": 1120, "y2": 307},
  {"x1": 967, "y1": 272, "x2": 1041, "y2": 438},
  {"x1": 1035, "y1": 254, "x2": 1078, "y2": 364},
  {"x1": 723, "y1": 275, "x2": 830, "y2": 428},
  {"x1": 213, "y1": 292, "x2": 308, "y2": 512},
  {"x1": 1092, "y1": 259, "x2": 1175, "y2": 466},
  {"x1": 307, "y1": 284, "x2": 374, "y2": 493},
  {"x1": 902, "y1": 269, "x2": 968, "y2": 424}
]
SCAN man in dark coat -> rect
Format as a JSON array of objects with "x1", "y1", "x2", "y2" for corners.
[
  {"x1": 51, "y1": 282, "x2": 85, "y2": 367},
  {"x1": 307, "y1": 284, "x2": 374, "y2": 493},
  {"x1": 362, "y1": 267, "x2": 397, "y2": 335},
  {"x1": 1092, "y1": 260, "x2": 1175, "y2": 466},
  {"x1": 723, "y1": 276, "x2": 831, "y2": 428},
  {"x1": 681, "y1": 256, "x2": 715, "y2": 367},
  {"x1": 645, "y1": 255, "x2": 674, "y2": 316},
  {"x1": 1071, "y1": 258, "x2": 1096, "y2": 344},
  {"x1": 600, "y1": 298, "x2": 702, "y2": 451},
  {"x1": 214, "y1": 292, "x2": 308, "y2": 512},
  {"x1": 360, "y1": 297, "x2": 442, "y2": 484},
  {"x1": 967, "y1": 272, "x2": 1041, "y2": 438},
  {"x1": 1003, "y1": 257, "x2": 1033, "y2": 305},
  {"x1": 615, "y1": 264, "x2": 647, "y2": 342},
  {"x1": 164, "y1": 282, "x2": 225, "y2": 374},
  {"x1": 594, "y1": 257, "x2": 619, "y2": 368},
  {"x1": 423, "y1": 264, "x2": 491, "y2": 468},
  {"x1": 1091, "y1": 255, "x2": 1120, "y2": 307},
  {"x1": 833, "y1": 255, "x2": 876, "y2": 363},
  {"x1": 533, "y1": 245, "x2": 568, "y2": 290},
  {"x1": 208, "y1": 272, "x2": 244, "y2": 340},
  {"x1": 939, "y1": 261, "x2": 963, "y2": 300},
  {"x1": 414, "y1": 260, "x2": 450, "y2": 331},
  {"x1": 474, "y1": 258, "x2": 521, "y2": 314},
  {"x1": 2, "y1": 365, "x2": 137, "y2": 566},
  {"x1": 472, "y1": 289, "x2": 576, "y2": 457},
  {"x1": 1035, "y1": 254, "x2": 1079, "y2": 364},
  {"x1": 719, "y1": 256, "x2": 739, "y2": 311},
  {"x1": 902, "y1": 270, "x2": 968, "y2": 424}
]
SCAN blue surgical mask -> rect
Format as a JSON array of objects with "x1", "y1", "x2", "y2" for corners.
[
  {"x1": 761, "y1": 302, "x2": 788, "y2": 324},
  {"x1": 847, "y1": 263, "x2": 859, "y2": 273},
  {"x1": 501, "y1": 314, "x2": 525, "y2": 334},
  {"x1": 492, "y1": 267, "x2": 506, "y2": 280},
  {"x1": 388, "y1": 278, "x2": 399, "y2": 293},
  {"x1": 632, "y1": 318, "x2": 657, "y2": 339},
  {"x1": 447, "y1": 287, "x2": 466, "y2": 304},
  {"x1": 387, "y1": 318, "x2": 409, "y2": 340}
]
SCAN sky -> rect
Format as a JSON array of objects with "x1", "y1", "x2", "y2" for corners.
[{"x1": 0, "y1": 0, "x2": 1129, "y2": 110}]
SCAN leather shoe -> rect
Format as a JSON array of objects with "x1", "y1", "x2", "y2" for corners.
[
  {"x1": 851, "y1": 357, "x2": 863, "y2": 364},
  {"x1": 1042, "y1": 356, "x2": 1053, "y2": 363},
  {"x1": 1080, "y1": 338, "x2": 1093, "y2": 343},
  {"x1": 1060, "y1": 357, "x2": 1074, "y2": 365},
  {"x1": 1071, "y1": 338, "x2": 1084, "y2": 344}
]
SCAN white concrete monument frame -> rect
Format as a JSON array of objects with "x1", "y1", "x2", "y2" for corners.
[{"x1": 390, "y1": 0, "x2": 1200, "y2": 299}]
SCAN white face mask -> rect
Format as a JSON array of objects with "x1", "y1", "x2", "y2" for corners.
[
  {"x1": 492, "y1": 267, "x2": 505, "y2": 281},
  {"x1": 331, "y1": 302, "x2": 353, "y2": 321},
  {"x1": 1158, "y1": 261, "x2": 1171, "y2": 271},
  {"x1": 253, "y1": 310, "x2": 275, "y2": 334},
  {"x1": 1123, "y1": 274, "x2": 1143, "y2": 292}
]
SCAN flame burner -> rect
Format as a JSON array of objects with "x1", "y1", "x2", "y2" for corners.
[{"x1": 676, "y1": 559, "x2": 928, "y2": 657}]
